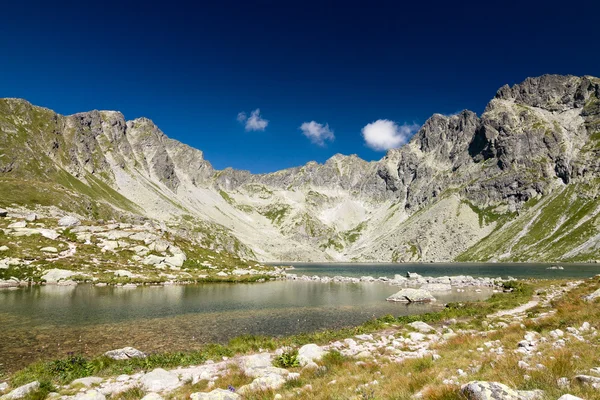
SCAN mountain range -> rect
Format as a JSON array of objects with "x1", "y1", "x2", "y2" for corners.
[{"x1": 1, "y1": 74, "x2": 599, "y2": 263}]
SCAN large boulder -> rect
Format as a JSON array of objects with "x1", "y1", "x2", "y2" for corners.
[
  {"x1": 140, "y1": 368, "x2": 180, "y2": 392},
  {"x1": 408, "y1": 321, "x2": 437, "y2": 333},
  {"x1": 190, "y1": 389, "x2": 239, "y2": 400},
  {"x1": 238, "y1": 373, "x2": 287, "y2": 394},
  {"x1": 584, "y1": 289, "x2": 600, "y2": 302},
  {"x1": 0, "y1": 381, "x2": 39, "y2": 400},
  {"x1": 461, "y1": 381, "x2": 543, "y2": 400},
  {"x1": 41, "y1": 269, "x2": 75, "y2": 283},
  {"x1": 58, "y1": 216, "x2": 81, "y2": 227},
  {"x1": 386, "y1": 288, "x2": 436, "y2": 303},
  {"x1": 104, "y1": 347, "x2": 146, "y2": 360},
  {"x1": 297, "y1": 344, "x2": 326, "y2": 366}
]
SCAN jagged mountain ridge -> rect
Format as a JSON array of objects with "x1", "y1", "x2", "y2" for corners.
[{"x1": 1, "y1": 74, "x2": 599, "y2": 262}]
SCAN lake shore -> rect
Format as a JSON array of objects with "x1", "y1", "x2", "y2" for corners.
[{"x1": 2, "y1": 277, "x2": 600, "y2": 400}]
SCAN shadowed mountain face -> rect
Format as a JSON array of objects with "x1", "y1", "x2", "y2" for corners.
[{"x1": 1, "y1": 74, "x2": 599, "y2": 263}]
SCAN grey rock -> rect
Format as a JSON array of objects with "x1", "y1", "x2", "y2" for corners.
[
  {"x1": 140, "y1": 394, "x2": 164, "y2": 400},
  {"x1": 41, "y1": 269, "x2": 75, "y2": 283},
  {"x1": 584, "y1": 289, "x2": 600, "y2": 302},
  {"x1": 460, "y1": 381, "x2": 543, "y2": 400},
  {"x1": 575, "y1": 374, "x2": 600, "y2": 384},
  {"x1": 190, "y1": 389, "x2": 239, "y2": 400},
  {"x1": 387, "y1": 288, "x2": 436, "y2": 303},
  {"x1": 297, "y1": 343, "x2": 326, "y2": 366},
  {"x1": 8, "y1": 221, "x2": 27, "y2": 229},
  {"x1": 71, "y1": 390, "x2": 106, "y2": 400},
  {"x1": 140, "y1": 368, "x2": 180, "y2": 392},
  {"x1": 71, "y1": 377, "x2": 103, "y2": 387},
  {"x1": 58, "y1": 216, "x2": 81, "y2": 227},
  {"x1": 408, "y1": 321, "x2": 436, "y2": 333},
  {"x1": 104, "y1": 347, "x2": 146, "y2": 360},
  {"x1": 0, "y1": 381, "x2": 39, "y2": 400}
]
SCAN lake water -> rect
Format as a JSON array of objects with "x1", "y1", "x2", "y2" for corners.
[
  {"x1": 285, "y1": 262, "x2": 600, "y2": 279},
  {"x1": 0, "y1": 281, "x2": 490, "y2": 373},
  {"x1": 2, "y1": 262, "x2": 599, "y2": 374}
]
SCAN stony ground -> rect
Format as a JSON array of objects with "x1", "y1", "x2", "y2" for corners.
[
  {"x1": 0, "y1": 207, "x2": 283, "y2": 287},
  {"x1": 2, "y1": 277, "x2": 600, "y2": 400}
]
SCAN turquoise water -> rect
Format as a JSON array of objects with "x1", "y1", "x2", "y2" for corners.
[
  {"x1": 0, "y1": 281, "x2": 491, "y2": 372},
  {"x1": 284, "y1": 262, "x2": 600, "y2": 279}
]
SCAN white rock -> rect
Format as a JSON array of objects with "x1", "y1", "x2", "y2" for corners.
[
  {"x1": 8, "y1": 221, "x2": 27, "y2": 229},
  {"x1": 0, "y1": 383, "x2": 7, "y2": 394},
  {"x1": 297, "y1": 344, "x2": 326, "y2": 366},
  {"x1": 190, "y1": 389, "x2": 239, "y2": 399},
  {"x1": 140, "y1": 368, "x2": 180, "y2": 392},
  {"x1": 408, "y1": 321, "x2": 436, "y2": 333},
  {"x1": 0, "y1": 246, "x2": 8, "y2": 252},
  {"x1": 71, "y1": 377, "x2": 103, "y2": 387},
  {"x1": 140, "y1": 393, "x2": 164, "y2": 400},
  {"x1": 40, "y1": 247, "x2": 58, "y2": 253},
  {"x1": 386, "y1": 288, "x2": 436, "y2": 303},
  {"x1": 41, "y1": 269, "x2": 75, "y2": 283},
  {"x1": 58, "y1": 216, "x2": 81, "y2": 227},
  {"x1": 104, "y1": 347, "x2": 146, "y2": 360},
  {"x1": 0, "y1": 381, "x2": 39, "y2": 399},
  {"x1": 71, "y1": 390, "x2": 106, "y2": 400},
  {"x1": 557, "y1": 396, "x2": 584, "y2": 400}
]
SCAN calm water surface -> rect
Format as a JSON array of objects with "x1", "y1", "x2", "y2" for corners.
[
  {"x1": 285, "y1": 262, "x2": 600, "y2": 279},
  {"x1": 0, "y1": 281, "x2": 490, "y2": 372}
]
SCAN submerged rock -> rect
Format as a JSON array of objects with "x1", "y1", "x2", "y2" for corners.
[{"x1": 386, "y1": 288, "x2": 436, "y2": 303}]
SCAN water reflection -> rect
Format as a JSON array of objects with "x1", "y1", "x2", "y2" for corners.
[{"x1": 0, "y1": 281, "x2": 491, "y2": 372}]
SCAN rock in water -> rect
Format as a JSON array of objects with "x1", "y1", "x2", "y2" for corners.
[
  {"x1": 386, "y1": 288, "x2": 436, "y2": 303},
  {"x1": 0, "y1": 381, "x2": 39, "y2": 400},
  {"x1": 58, "y1": 215, "x2": 81, "y2": 227},
  {"x1": 461, "y1": 381, "x2": 543, "y2": 400},
  {"x1": 190, "y1": 389, "x2": 239, "y2": 399},
  {"x1": 420, "y1": 283, "x2": 452, "y2": 291},
  {"x1": 104, "y1": 347, "x2": 146, "y2": 360}
]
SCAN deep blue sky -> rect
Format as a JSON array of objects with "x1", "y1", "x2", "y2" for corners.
[{"x1": 2, "y1": 1, "x2": 599, "y2": 173}]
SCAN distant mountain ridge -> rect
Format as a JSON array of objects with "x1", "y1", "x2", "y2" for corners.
[{"x1": 1, "y1": 74, "x2": 599, "y2": 262}]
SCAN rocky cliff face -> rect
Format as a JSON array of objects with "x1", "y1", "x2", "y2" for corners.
[{"x1": 1, "y1": 74, "x2": 599, "y2": 262}]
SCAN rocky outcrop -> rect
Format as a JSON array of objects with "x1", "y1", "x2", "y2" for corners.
[{"x1": 1, "y1": 74, "x2": 599, "y2": 263}]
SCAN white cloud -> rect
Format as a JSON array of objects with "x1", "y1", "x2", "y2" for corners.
[
  {"x1": 361, "y1": 120, "x2": 419, "y2": 151},
  {"x1": 299, "y1": 121, "x2": 335, "y2": 146},
  {"x1": 237, "y1": 108, "x2": 269, "y2": 131}
]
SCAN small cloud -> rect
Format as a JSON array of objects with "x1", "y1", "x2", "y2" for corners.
[
  {"x1": 237, "y1": 108, "x2": 268, "y2": 131},
  {"x1": 361, "y1": 120, "x2": 419, "y2": 151},
  {"x1": 299, "y1": 121, "x2": 335, "y2": 146}
]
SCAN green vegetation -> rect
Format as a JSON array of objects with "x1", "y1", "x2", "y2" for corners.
[
  {"x1": 341, "y1": 222, "x2": 366, "y2": 244},
  {"x1": 273, "y1": 350, "x2": 300, "y2": 368},
  {"x1": 218, "y1": 190, "x2": 234, "y2": 205},
  {"x1": 260, "y1": 204, "x2": 291, "y2": 225}
]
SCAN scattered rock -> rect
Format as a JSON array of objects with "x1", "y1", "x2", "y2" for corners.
[
  {"x1": 408, "y1": 321, "x2": 436, "y2": 333},
  {"x1": 41, "y1": 269, "x2": 75, "y2": 283},
  {"x1": 140, "y1": 394, "x2": 164, "y2": 400},
  {"x1": 190, "y1": 389, "x2": 239, "y2": 399},
  {"x1": 58, "y1": 216, "x2": 81, "y2": 227},
  {"x1": 140, "y1": 368, "x2": 180, "y2": 392},
  {"x1": 71, "y1": 390, "x2": 106, "y2": 400},
  {"x1": 297, "y1": 344, "x2": 326, "y2": 366},
  {"x1": 461, "y1": 381, "x2": 543, "y2": 400},
  {"x1": 0, "y1": 381, "x2": 39, "y2": 400},
  {"x1": 40, "y1": 247, "x2": 58, "y2": 253},
  {"x1": 104, "y1": 347, "x2": 146, "y2": 360},
  {"x1": 8, "y1": 221, "x2": 27, "y2": 229},
  {"x1": 386, "y1": 288, "x2": 436, "y2": 303},
  {"x1": 71, "y1": 377, "x2": 103, "y2": 387}
]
